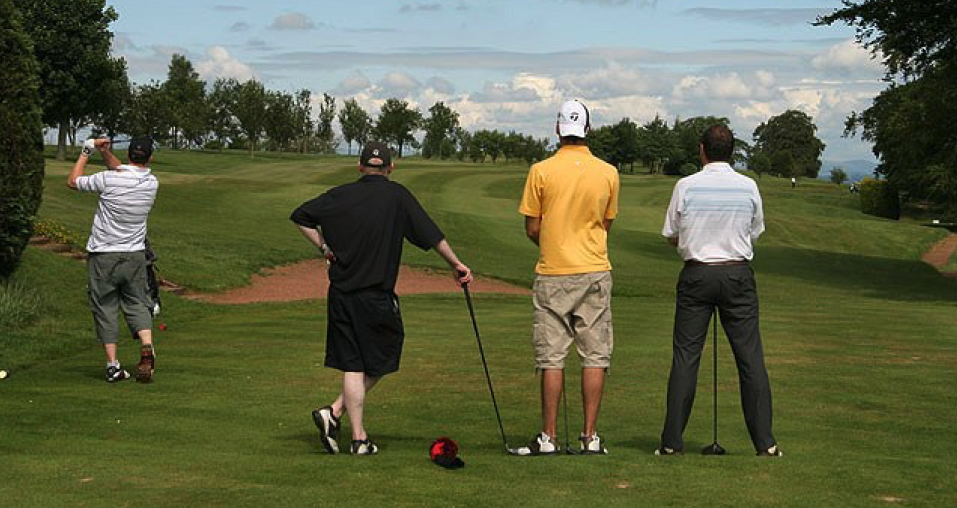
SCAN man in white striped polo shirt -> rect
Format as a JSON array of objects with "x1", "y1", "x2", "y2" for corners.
[
  {"x1": 655, "y1": 124, "x2": 781, "y2": 457},
  {"x1": 68, "y1": 138, "x2": 159, "y2": 383}
]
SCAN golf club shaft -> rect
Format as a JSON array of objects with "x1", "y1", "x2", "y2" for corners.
[
  {"x1": 462, "y1": 284, "x2": 510, "y2": 451},
  {"x1": 562, "y1": 371, "x2": 572, "y2": 453},
  {"x1": 712, "y1": 308, "x2": 718, "y2": 443}
]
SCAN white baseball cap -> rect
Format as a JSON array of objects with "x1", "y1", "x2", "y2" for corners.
[{"x1": 557, "y1": 100, "x2": 590, "y2": 138}]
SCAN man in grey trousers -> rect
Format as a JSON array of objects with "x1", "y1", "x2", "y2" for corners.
[
  {"x1": 68, "y1": 138, "x2": 159, "y2": 383},
  {"x1": 656, "y1": 124, "x2": 781, "y2": 457}
]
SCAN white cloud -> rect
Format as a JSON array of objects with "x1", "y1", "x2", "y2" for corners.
[
  {"x1": 196, "y1": 46, "x2": 257, "y2": 81},
  {"x1": 811, "y1": 39, "x2": 882, "y2": 75},
  {"x1": 425, "y1": 77, "x2": 456, "y2": 95},
  {"x1": 673, "y1": 72, "x2": 753, "y2": 101},
  {"x1": 334, "y1": 71, "x2": 372, "y2": 95},
  {"x1": 377, "y1": 71, "x2": 422, "y2": 97},
  {"x1": 270, "y1": 13, "x2": 317, "y2": 31}
]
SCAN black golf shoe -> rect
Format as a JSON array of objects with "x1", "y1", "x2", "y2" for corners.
[
  {"x1": 105, "y1": 365, "x2": 130, "y2": 383},
  {"x1": 514, "y1": 433, "x2": 560, "y2": 456},
  {"x1": 653, "y1": 446, "x2": 684, "y2": 456},
  {"x1": 579, "y1": 433, "x2": 609, "y2": 455},
  {"x1": 351, "y1": 438, "x2": 379, "y2": 455},
  {"x1": 312, "y1": 406, "x2": 340, "y2": 454},
  {"x1": 757, "y1": 445, "x2": 783, "y2": 457}
]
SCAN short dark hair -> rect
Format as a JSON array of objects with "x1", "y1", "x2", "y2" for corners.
[{"x1": 700, "y1": 124, "x2": 734, "y2": 162}]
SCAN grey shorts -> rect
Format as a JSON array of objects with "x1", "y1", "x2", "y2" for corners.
[
  {"x1": 87, "y1": 251, "x2": 153, "y2": 344},
  {"x1": 532, "y1": 271, "x2": 613, "y2": 369}
]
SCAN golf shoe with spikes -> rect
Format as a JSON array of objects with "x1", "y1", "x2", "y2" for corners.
[
  {"x1": 579, "y1": 433, "x2": 609, "y2": 455},
  {"x1": 312, "y1": 406, "x2": 340, "y2": 454},
  {"x1": 513, "y1": 432, "x2": 560, "y2": 456}
]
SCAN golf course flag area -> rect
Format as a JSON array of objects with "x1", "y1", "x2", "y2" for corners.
[{"x1": 1, "y1": 151, "x2": 955, "y2": 507}]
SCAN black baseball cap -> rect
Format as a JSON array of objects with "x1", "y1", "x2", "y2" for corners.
[
  {"x1": 359, "y1": 141, "x2": 392, "y2": 168},
  {"x1": 128, "y1": 137, "x2": 154, "y2": 164}
]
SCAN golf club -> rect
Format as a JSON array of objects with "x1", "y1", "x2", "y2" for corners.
[
  {"x1": 561, "y1": 374, "x2": 578, "y2": 455},
  {"x1": 701, "y1": 309, "x2": 726, "y2": 455},
  {"x1": 461, "y1": 281, "x2": 519, "y2": 455}
]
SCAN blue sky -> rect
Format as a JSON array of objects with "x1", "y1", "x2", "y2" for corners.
[{"x1": 110, "y1": 0, "x2": 884, "y2": 162}]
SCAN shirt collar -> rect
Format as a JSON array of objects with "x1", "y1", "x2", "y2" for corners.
[
  {"x1": 360, "y1": 174, "x2": 389, "y2": 182},
  {"x1": 558, "y1": 145, "x2": 592, "y2": 156},
  {"x1": 118, "y1": 164, "x2": 151, "y2": 175},
  {"x1": 702, "y1": 162, "x2": 734, "y2": 173}
]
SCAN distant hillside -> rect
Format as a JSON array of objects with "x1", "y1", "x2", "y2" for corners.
[{"x1": 821, "y1": 159, "x2": 878, "y2": 182}]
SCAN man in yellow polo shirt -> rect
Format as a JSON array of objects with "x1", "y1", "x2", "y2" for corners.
[{"x1": 516, "y1": 100, "x2": 619, "y2": 455}]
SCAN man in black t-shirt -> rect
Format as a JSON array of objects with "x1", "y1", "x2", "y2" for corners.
[{"x1": 290, "y1": 141, "x2": 472, "y2": 456}]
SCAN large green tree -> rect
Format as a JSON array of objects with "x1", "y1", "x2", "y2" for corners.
[
  {"x1": 421, "y1": 101, "x2": 459, "y2": 160},
  {"x1": 125, "y1": 81, "x2": 169, "y2": 143},
  {"x1": 315, "y1": 93, "x2": 338, "y2": 154},
  {"x1": 0, "y1": 0, "x2": 45, "y2": 278},
  {"x1": 263, "y1": 90, "x2": 297, "y2": 152},
  {"x1": 207, "y1": 78, "x2": 239, "y2": 149},
  {"x1": 162, "y1": 54, "x2": 208, "y2": 149},
  {"x1": 14, "y1": 0, "x2": 122, "y2": 160},
  {"x1": 88, "y1": 61, "x2": 131, "y2": 142},
  {"x1": 751, "y1": 110, "x2": 826, "y2": 178},
  {"x1": 374, "y1": 99, "x2": 422, "y2": 157},
  {"x1": 233, "y1": 79, "x2": 267, "y2": 156},
  {"x1": 338, "y1": 99, "x2": 372, "y2": 155},
  {"x1": 292, "y1": 90, "x2": 313, "y2": 154},
  {"x1": 817, "y1": 0, "x2": 957, "y2": 218}
]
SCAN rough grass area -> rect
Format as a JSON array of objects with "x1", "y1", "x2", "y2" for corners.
[
  {"x1": 2, "y1": 149, "x2": 954, "y2": 507},
  {"x1": 0, "y1": 279, "x2": 43, "y2": 329}
]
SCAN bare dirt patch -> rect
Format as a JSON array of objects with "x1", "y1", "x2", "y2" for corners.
[
  {"x1": 921, "y1": 234, "x2": 957, "y2": 278},
  {"x1": 187, "y1": 259, "x2": 529, "y2": 304}
]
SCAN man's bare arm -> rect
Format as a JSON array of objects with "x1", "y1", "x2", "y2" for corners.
[
  {"x1": 525, "y1": 216, "x2": 541, "y2": 246},
  {"x1": 67, "y1": 152, "x2": 91, "y2": 189},
  {"x1": 434, "y1": 239, "x2": 473, "y2": 286},
  {"x1": 98, "y1": 140, "x2": 122, "y2": 170},
  {"x1": 603, "y1": 218, "x2": 614, "y2": 232}
]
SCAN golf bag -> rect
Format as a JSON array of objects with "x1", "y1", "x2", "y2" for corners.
[
  {"x1": 129, "y1": 238, "x2": 161, "y2": 340},
  {"x1": 144, "y1": 238, "x2": 161, "y2": 317}
]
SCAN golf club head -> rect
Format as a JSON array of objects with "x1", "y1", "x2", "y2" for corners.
[
  {"x1": 505, "y1": 446, "x2": 523, "y2": 456},
  {"x1": 701, "y1": 442, "x2": 726, "y2": 455}
]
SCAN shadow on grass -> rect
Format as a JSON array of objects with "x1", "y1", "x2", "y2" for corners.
[{"x1": 756, "y1": 245, "x2": 957, "y2": 302}]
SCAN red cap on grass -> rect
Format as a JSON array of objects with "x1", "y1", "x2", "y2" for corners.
[{"x1": 430, "y1": 437, "x2": 465, "y2": 469}]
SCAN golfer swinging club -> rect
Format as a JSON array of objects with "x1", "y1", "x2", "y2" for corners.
[
  {"x1": 516, "y1": 100, "x2": 619, "y2": 455},
  {"x1": 68, "y1": 138, "x2": 159, "y2": 383},
  {"x1": 290, "y1": 141, "x2": 472, "y2": 456},
  {"x1": 656, "y1": 124, "x2": 781, "y2": 457}
]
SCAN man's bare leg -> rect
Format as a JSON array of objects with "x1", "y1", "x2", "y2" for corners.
[
  {"x1": 541, "y1": 368, "x2": 563, "y2": 440},
  {"x1": 103, "y1": 343, "x2": 119, "y2": 364},
  {"x1": 329, "y1": 372, "x2": 380, "y2": 440},
  {"x1": 582, "y1": 367, "x2": 606, "y2": 437}
]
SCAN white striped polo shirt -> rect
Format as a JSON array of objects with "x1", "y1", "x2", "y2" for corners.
[
  {"x1": 75, "y1": 165, "x2": 159, "y2": 253},
  {"x1": 662, "y1": 162, "x2": 764, "y2": 262}
]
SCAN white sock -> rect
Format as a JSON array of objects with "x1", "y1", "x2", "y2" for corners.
[{"x1": 108, "y1": 360, "x2": 120, "y2": 368}]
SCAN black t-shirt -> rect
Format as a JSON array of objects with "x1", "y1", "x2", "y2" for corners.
[{"x1": 290, "y1": 174, "x2": 445, "y2": 293}]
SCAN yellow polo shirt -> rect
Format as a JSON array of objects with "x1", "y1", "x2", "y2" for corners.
[{"x1": 519, "y1": 145, "x2": 619, "y2": 275}]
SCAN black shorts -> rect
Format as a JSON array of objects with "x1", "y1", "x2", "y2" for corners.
[{"x1": 325, "y1": 286, "x2": 404, "y2": 377}]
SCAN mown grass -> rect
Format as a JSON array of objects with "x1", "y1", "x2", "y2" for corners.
[{"x1": 1, "y1": 149, "x2": 955, "y2": 507}]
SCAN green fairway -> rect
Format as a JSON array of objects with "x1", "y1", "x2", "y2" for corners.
[{"x1": 2, "y1": 150, "x2": 955, "y2": 507}]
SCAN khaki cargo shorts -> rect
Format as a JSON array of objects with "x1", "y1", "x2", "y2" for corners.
[{"x1": 532, "y1": 271, "x2": 613, "y2": 370}]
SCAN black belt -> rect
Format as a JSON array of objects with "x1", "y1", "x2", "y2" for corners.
[{"x1": 684, "y1": 259, "x2": 749, "y2": 267}]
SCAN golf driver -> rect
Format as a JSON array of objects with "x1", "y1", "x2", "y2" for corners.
[
  {"x1": 701, "y1": 309, "x2": 726, "y2": 456},
  {"x1": 461, "y1": 281, "x2": 520, "y2": 455}
]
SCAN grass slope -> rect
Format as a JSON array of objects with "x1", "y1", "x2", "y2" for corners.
[{"x1": 1, "y1": 149, "x2": 954, "y2": 507}]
